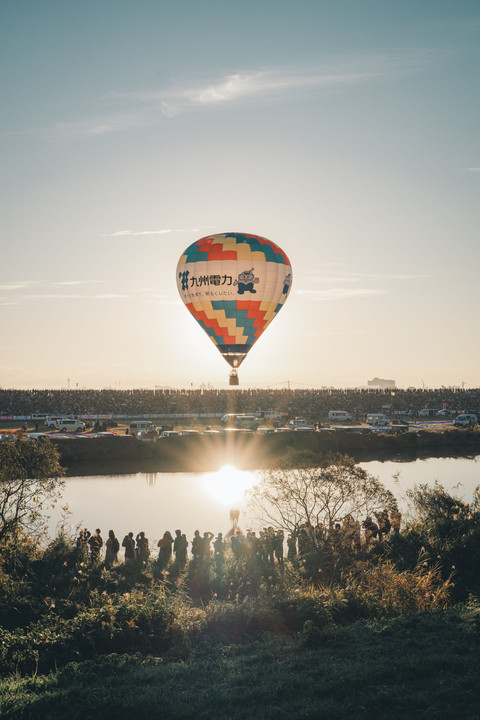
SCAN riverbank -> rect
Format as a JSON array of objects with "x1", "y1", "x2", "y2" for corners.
[
  {"x1": 50, "y1": 427, "x2": 480, "y2": 475},
  {"x1": 3, "y1": 606, "x2": 480, "y2": 720}
]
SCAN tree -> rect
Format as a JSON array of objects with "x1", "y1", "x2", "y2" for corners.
[
  {"x1": 0, "y1": 437, "x2": 64, "y2": 543},
  {"x1": 401, "y1": 482, "x2": 480, "y2": 599},
  {"x1": 249, "y1": 455, "x2": 396, "y2": 539}
]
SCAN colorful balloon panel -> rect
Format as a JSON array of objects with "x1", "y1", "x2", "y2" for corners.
[{"x1": 176, "y1": 233, "x2": 292, "y2": 368}]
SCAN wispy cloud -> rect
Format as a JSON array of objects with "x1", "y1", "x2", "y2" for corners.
[
  {"x1": 101, "y1": 226, "x2": 215, "y2": 237},
  {"x1": 0, "y1": 281, "x2": 42, "y2": 291},
  {"x1": 296, "y1": 288, "x2": 386, "y2": 300},
  {"x1": 26, "y1": 293, "x2": 128, "y2": 300},
  {"x1": 298, "y1": 268, "x2": 429, "y2": 301},
  {"x1": 52, "y1": 280, "x2": 106, "y2": 286},
  {"x1": 308, "y1": 270, "x2": 429, "y2": 282},
  {"x1": 127, "y1": 67, "x2": 379, "y2": 118},
  {"x1": 0, "y1": 279, "x2": 178, "y2": 305},
  {"x1": 33, "y1": 49, "x2": 435, "y2": 141},
  {"x1": 464, "y1": 167, "x2": 480, "y2": 172},
  {"x1": 39, "y1": 113, "x2": 152, "y2": 142},
  {"x1": 293, "y1": 329, "x2": 375, "y2": 336}
]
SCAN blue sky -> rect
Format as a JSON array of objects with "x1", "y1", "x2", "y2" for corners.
[{"x1": 1, "y1": 1, "x2": 479, "y2": 389}]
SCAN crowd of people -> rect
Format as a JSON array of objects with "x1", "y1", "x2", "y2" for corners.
[
  {"x1": 75, "y1": 509, "x2": 403, "y2": 574},
  {"x1": 1, "y1": 386, "x2": 479, "y2": 421}
]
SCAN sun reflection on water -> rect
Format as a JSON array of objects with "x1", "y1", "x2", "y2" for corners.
[{"x1": 201, "y1": 465, "x2": 259, "y2": 506}]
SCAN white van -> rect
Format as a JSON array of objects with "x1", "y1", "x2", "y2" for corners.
[
  {"x1": 31, "y1": 413, "x2": 48, "y2": 422},
  {"x1": 220, "y1": 414, "x2": 260, "y2": 429},
  {"x1": 54, "y1": 418, "x2": 86, "y2": 432},
  {"x1": 454, "y1": 414, "x2": 478, "y2": 428},
  {"x1": 235, "y1": 415, "x2": 260, "y2": 429},
  {"x1": 46, "y1": 415, "x2": 70, "y2": 428},
  {"x1": 262, "y1": 410, "x2": 284, "y2": 420},
  {"x1": 129, "y1": 421, "x2": 157, "y2": 437},
  {"x1": 328, "y1": 411, "x2": 353, "y2": 422},
  {"x1": 366, "y1": 413, "x2": 389, "y2": 426}
]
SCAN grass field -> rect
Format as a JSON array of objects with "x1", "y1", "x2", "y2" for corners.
[{"x1": 1, "y1": 603, "x2": 480, "y2": 720}]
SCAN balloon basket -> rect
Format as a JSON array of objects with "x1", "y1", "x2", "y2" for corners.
[{"x1": 229, "y1": 370, "x2": 239, "y2": 386}]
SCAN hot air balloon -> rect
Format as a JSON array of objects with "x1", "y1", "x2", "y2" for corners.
[{"x1": 176, "y1": 232, "x2": 292, "y2": 385}]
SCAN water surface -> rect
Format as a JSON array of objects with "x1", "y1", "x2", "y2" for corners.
[{"x1": 50, "y1": 456, "x2": 480, "y2": 545}]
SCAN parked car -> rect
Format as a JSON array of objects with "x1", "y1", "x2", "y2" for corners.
[
  {"x1": 328, "y1": 410, "x2": 353, "y2": 422},
  {"x1": 0, "y1": 432, "x2": 15, "y2": 442},
  {"x1": 366, "y1": 413, "x2": 389, "y2": 426},
  {"x1": 454, "y1": 414, "x2": 478, "y2": 428},
  {"x1": 289, "y1": 417, "x2": 316, "y2": 430},
  {"x1": 235, "y1": 415, "x2": 261, "y2": 430},
  {"x1": 46, "y1": 414, "x2": 70, "y2": 428},
  {"x1": 129, "y1": 421, "x2": 157, "y2": 438},
  {"x1": 54, "y1": 418, "x2": 86, "y2": 433},
  {"x1": 378, "y1": 420, "x2": 410, "y2": 433}
]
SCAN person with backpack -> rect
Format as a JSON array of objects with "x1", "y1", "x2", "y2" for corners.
[{"x1": 105, "y1": 529, "x2": 119, "y2": 568}]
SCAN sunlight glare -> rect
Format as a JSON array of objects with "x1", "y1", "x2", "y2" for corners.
[{"x1": 201, "y1": 465, "x2": 258, "y2": 507}]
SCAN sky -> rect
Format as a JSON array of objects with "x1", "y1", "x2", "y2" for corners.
[{"x1": 1, "y1": 0, "x2": 479, "y2": 391}]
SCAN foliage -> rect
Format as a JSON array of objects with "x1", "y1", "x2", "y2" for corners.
[
  {"x1": 0, "y1": 438, "x2": 64, "y2": 543},
  {"x1": 383, "y1": 482, "x2": 480, "y2": 600},
  {"x1": 249, "y1": 455, "x2": 396, "y2": 534}
]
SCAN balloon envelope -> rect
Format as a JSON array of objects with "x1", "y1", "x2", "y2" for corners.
[{"x1": 176, "y1": 232, "x2": 292, "y2": 369}]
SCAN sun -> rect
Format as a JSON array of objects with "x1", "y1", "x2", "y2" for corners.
[{"x1": 201, "y1": 465, "x2": 258, "y2": 506}]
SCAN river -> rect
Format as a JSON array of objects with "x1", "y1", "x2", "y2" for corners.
[{"x1": 48, "y1": 455, "x2": 480, "y2": 546}]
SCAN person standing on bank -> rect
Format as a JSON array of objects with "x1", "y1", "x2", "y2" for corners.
[
  {"x1": 157, "y1": 531, "x2": 174, "y2": 571},
  {"x1": 122, "y1": 532, "x2": 136, "y2": 564},
  {"x1": 88, "y1": 528, "x2": 103, "y2": 563},
  {"x1": 105, "y1": 530, "x2": 119, "y2": 568},
  {"x1": 136, "y1": 531, "x2": 150, "y2": 566}
]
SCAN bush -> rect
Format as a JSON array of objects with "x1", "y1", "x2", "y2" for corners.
[{"x1": 383, "y1": 483, "x2": 480, "y2": 600}]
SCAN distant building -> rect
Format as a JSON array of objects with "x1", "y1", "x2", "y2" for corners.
[{"x1": 367, "y1": 377, "x2": 396, "y2": 389}]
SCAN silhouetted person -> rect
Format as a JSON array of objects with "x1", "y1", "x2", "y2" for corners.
[
  {"x1": 136, "y1": 531, "x2": 150, "y2": 565},
  {"x1": 213, "y1": 532, "x2": 225, "y2": 559},
  {"x1": 390, "y1": 509, "x2": 402, "y2": 533},
  {"x1": 362, "y1": 517, "x2": 379, "y2": 545},
  {"x1": 274, "y1": 530, "x2": 284, "y2": 571},
  {"x1": 105, "y1": 529, "x2": 119, "y2": 568},
  {"x1": 157, "y1": 531, "x2": 174, "y2": 571},
  {"x1": 191, "y1": 530, "x2": 203, "y2": 562},
  {"x1": 122, "y1": 532, "x2": 135, "y2": 564},
  {"x1": 88, "y1": 528, "x2": 103, "y2": 563},
  {"x1": 174, "y1": 529, "x2": 188, "y2": 569},
  {"x1": 202, "y1": 531, "x2": 214, "y2": 558},
  {"x1": 375, "y1": 510, "x2": 391, "y2": 541},
  {"x1": 287, "y1": 533, "x2": 297, "y2": 561},
  {"x1": 230, "y1": 530, "x2": 244, "y2": 560}
]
